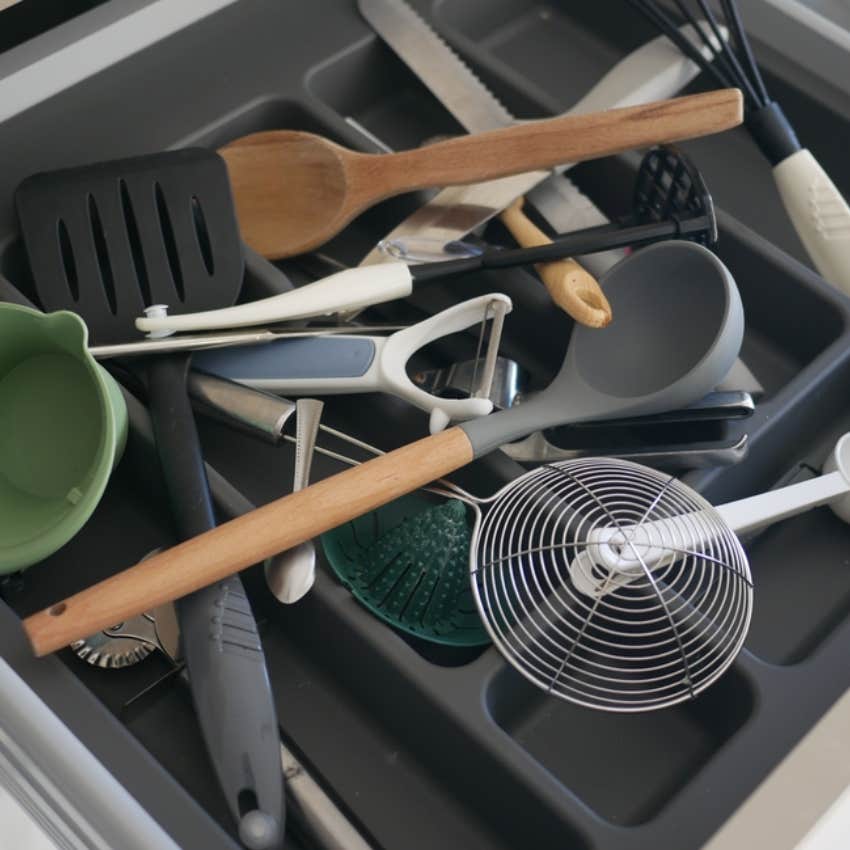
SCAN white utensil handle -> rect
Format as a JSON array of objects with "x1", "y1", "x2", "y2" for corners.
[
  {"x1": 570, "y1": 23, "x2": 725, "y2": 116},
  {"x1": 717, "y1": 469, "x2": 849, "y2": 535},
  {"x1": 772, "y1": 149, "x2": 850, "y2": 296},
  {"x1": 378, "y1": 292, "x2": 510, "y2": 430},
  {"x1": 194, "y1": 293, "x2": 510, "y2": 430},
  {"x1": 572, "y1": 433, "x2": 850, "y2": 589},
  {"x1": 135, "y1": 263, "x2": 414, "y2": 333}
]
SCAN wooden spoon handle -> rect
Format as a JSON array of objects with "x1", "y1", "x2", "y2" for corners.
[
  {"x1": 368, "y1": 90, "x2": 742, "y2": 194},
  {"x1": 23, "y1": 427, "x2": 475, "y2": 656},
  {"x1": 500, "y1": 198, "x2": 613, "y2": 328}
]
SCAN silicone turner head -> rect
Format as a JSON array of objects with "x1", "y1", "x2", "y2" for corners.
[
  {"x1": 15, "y1": 148, "x2": 244, "y2": 345},
  {"x1": 322, "y1": 493, "x2": 489, "y2": 646}
]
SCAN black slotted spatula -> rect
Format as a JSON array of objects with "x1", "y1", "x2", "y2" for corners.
[{"x1": 16, "y1": 149, "x2": 284, "y2": 849}]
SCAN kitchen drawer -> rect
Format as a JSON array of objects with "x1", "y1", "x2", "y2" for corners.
[{"x1": 1, "y1": 2, "x2": 849, "y2": 849}]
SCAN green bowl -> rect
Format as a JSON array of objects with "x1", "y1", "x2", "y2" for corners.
[
  {"x1": 321, "y1": 492, "x2": 490, "y2": 647},
  {"x1": 0, "y1": 304, "x2": 128, "y2": 572}
]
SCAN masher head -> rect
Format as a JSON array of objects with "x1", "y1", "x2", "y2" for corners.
[
  {"x1": 470, "y1": 458, "x2": 753, "y2": 712},
  {"x1": 634, "y1": 145, "x2": 717, "y2": 246}
]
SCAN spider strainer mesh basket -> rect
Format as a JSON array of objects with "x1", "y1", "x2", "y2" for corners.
[{"x1": 471, "y1": 459, "x2": 753, "y2": 712}]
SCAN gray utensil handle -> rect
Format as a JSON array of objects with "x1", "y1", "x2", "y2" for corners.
[
  {"x1": 193, "y1": 336, "x2": 377, "y2": 382},
  {"x1": 148, "y1": 355, "x2": 283, "y2": 848},
  {"x1": 176, "y1": 579, "x2": 283, "y2": 850}
]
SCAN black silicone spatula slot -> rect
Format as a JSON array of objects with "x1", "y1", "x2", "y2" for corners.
[{"x1": 15, "y1": 148, "x2": 244, "y2": 343}]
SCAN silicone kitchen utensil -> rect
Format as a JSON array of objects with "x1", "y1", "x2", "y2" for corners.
[
  {"x1": 357, "y1": 6, "x2": 724, "y2": 267},
  {"x1": 136, "y1": 147, "x2": 715, "y2": 337},
  {"x1": 629, "y1": 0, "x2": 850, "y2": 294},
  {"x1": 186, "y1": 370, "x2": 753, "y2": 464},
  {"x1": 14, "y1": 148, "x2": 283, "y2": 848},
  {"x1": 323, "y1": 494, "x2": 486, "y2": 646},
  {"x1": 22, "y1": 240, "x2": 744, "y2": 658},
  {"x1": 265, "y1": 398, "x2": 324, "y2": 604},
  {"x1": 191, "y1": 293, "x2": 511, "y2": 433},
  {"x1": 220, "y1": 90, "x2": 742, "y2": 258},
  {"x1": 0, "y1": 303, "x2": 127, "y2": 572}
]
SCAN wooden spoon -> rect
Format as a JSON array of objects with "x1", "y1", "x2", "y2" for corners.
[
  {"x1": 220, "y1": 89, "x2": 743, "y2": 258},
  {"x1": 500, "y1": 197, "x2": 613, "y2": 328}
]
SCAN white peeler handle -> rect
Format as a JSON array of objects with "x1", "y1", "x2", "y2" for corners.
[
  {"x1": 135, "y1": 263, "x2": 414, "y2": 333},
  {"x1": 193, "y1": 293, "x2": 511, "y2": 431},
  {"x1": 772, "y1": 149, "x2": 850, "y2": 296},
  {"x1": 377, "y1": 293, "x2": 511, "y2": 432}
]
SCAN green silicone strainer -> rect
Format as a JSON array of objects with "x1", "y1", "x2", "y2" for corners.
[{"x1": 321, "y1": 491, "x2": 490, "y2": 646}]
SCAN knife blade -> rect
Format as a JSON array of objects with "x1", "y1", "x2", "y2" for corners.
[
  {"x1": 358, "y1": 0, "x2": 513, "y2": 133},
  {"x1": 357, "y1": 0, "x2": 715, "y2": 267}
]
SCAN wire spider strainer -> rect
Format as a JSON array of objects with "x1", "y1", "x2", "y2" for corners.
[
  {"x1": 469, "y1": 459, "x2": 752, "y2": 713},
  {"x1": 473, "y1": 433, "x2": 850, "y2": 713}
]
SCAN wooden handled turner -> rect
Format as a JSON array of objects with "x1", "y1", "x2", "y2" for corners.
[{"x1": 220, "y1": 89, "x2": 743, "y2": 258}]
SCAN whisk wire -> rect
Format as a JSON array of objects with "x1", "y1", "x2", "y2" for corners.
[
  {"x1": 627, "y1": 0, "x2": 735, "y2": 90},
  {"x1": 695, "y1": 0, "x2": 763, "y2": 108},
  {"x1": 720, "y1": 0, "x2": 770, "y2": 105},
  {"x1": 629, "y1": 0, "x2": 764, "y2": 108}
]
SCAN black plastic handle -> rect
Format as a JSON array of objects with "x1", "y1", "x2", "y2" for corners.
[
  {"x1": 147, "y1": 353, "x2": 284, "y2": 849},
  {"x1": 411, "y1": 219, "x2": 680, "y2": 283}
]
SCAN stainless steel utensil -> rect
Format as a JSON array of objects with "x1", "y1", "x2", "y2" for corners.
[
  {"x1": 411, "y1": 357, "x2": 528, "y2": 411},
  {"x1": 468, "y1": 457, "x2": 753, "y2": 711},
  {"x1": 265, "y1": 399, "x2": 324, "y2": 604},
  {"x1": 502, "y1": 430, "x2": 748, "y2": 468}
]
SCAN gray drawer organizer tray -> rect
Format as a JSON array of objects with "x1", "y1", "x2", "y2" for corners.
[{"x1": 2, "y1": 2, "x2": 850, "y2": 848}]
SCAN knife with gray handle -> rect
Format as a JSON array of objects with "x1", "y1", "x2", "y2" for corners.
[{"x1": 357, "y1": 0, "x2": 763, "y2": 396}]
